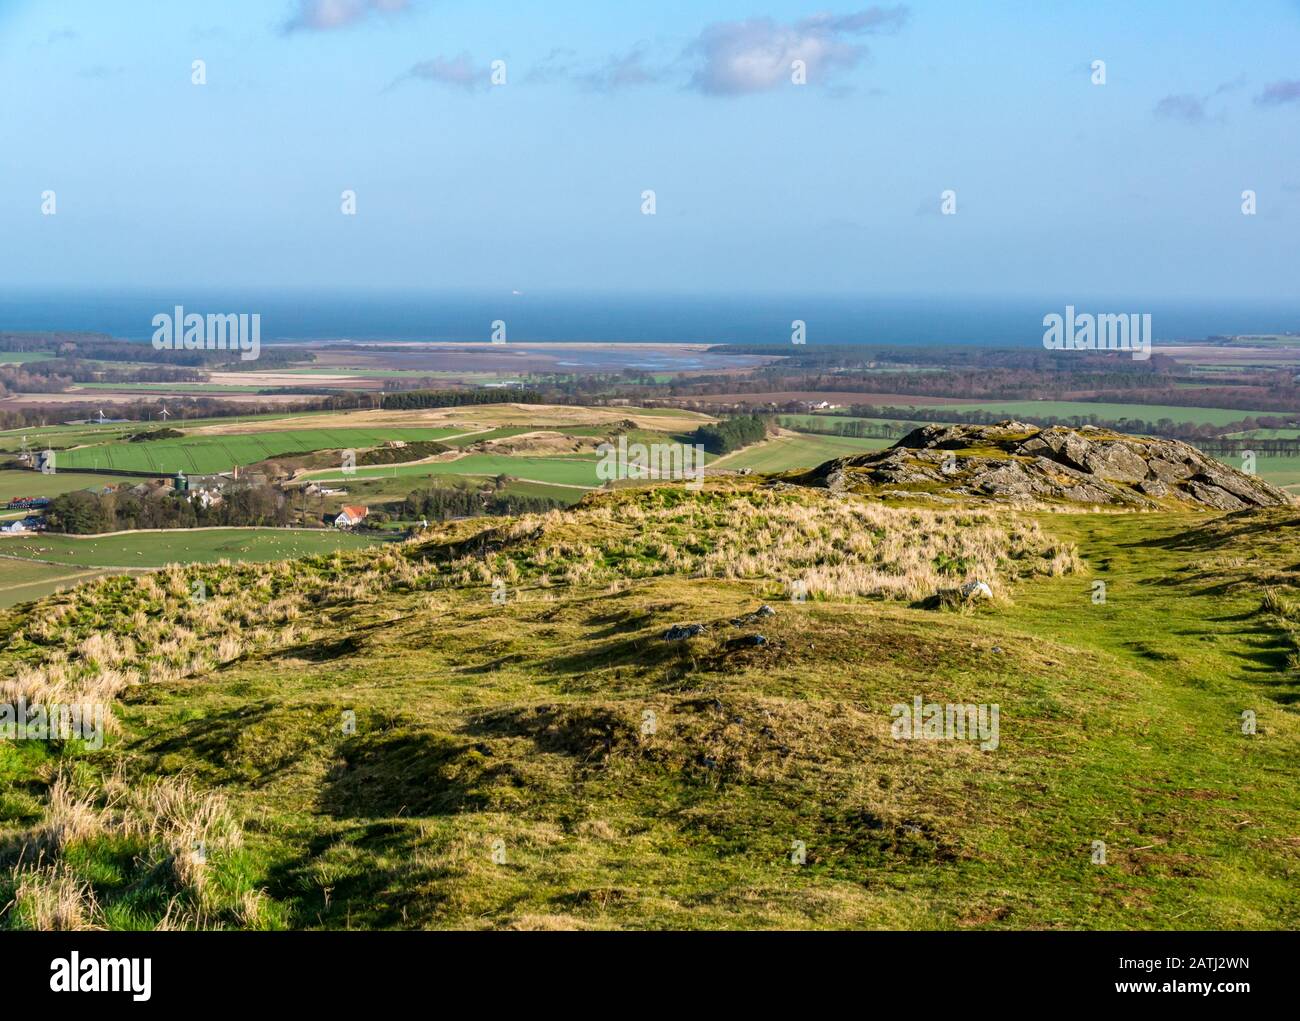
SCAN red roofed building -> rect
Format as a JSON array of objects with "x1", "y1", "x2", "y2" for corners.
[{"x1": 334, "y1": 505, "x2": 368, "y2": 528}]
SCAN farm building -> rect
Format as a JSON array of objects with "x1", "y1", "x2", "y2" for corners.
[
  {"x1": 334, "y1": 505, "x2": 368, "y2": 528},
  {"x1": 1, "y1": 516, "x2": 45, "y2": 534}
]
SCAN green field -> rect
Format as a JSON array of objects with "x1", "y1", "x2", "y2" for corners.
[
  {"x1": 436, "y1": 426, "x2": 534, "y2": 447},
  {"x1": 439, "y1": 424, "x2": 614, "y2": 448},
  {"x1": 779, "y1": 414, "x2": 920, "y2": 431},
  {"x1": 783, "y1": 402, "x2": 1294, "y2": 431},
  {"x1": 0, "y1": 469, "x2": 148, "y2": 503},
  {"x1": 778, "y1": 415, "x2": 923, "y2": 442},
  {"x1": 55, "y1": 427, "x2": 468, "y2": 474},
  {"x1": 300, "y1": 474, "x2": 589, "y2": 511},
  {"x1": 1226, "y1": 428, "x2": 1300, "y2": 439},
  {"x1": 0, "y1": 560, "x2": 130, "y2": 608},
  {"x1": 0, "y1": 411, "x2": 334, "y2": 451},
  {"x1": 0, "y1": 527, "x2": 388, "y2": 569},
  {"x1": 0, "y1": 351, "x2": 56, "y2": 364},
  {"x1": 889, "y1": 400, "x2": 1278, "y2": 427},
  {"x1": 784, "y1": 402, "x2": 1283, "y2": 428},
  {"x1": 1225, "y1": 455, "x2": 1300, "y2": 491},
  {"x1": 498, "y1": 480, "x2": 589, "y2": 504},
  {"x1": 304, "y1": 452, "x2": 603, "y2": 488},
  {"x1": 714, "y1": 433, "x2": 891, "y2": 472}
]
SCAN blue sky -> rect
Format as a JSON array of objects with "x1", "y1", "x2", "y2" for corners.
[{"x1": 0, "y1": 0, "x2": 1297, "y2": 299}]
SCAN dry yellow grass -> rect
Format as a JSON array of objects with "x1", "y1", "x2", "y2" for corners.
[
  {"x1": 8, "y1": 862, "x2": 101, "y2": 931},
  {"x1": 444, "y1": 488, "x2": 1082, "y2": 602},
  {"x1": 5, "y1": 770, "x2": 244, "y2": 929}
]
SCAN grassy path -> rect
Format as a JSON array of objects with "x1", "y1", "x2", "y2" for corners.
[{"x1": 978, "y1": 511, "x2": 1300, "y2": 926}]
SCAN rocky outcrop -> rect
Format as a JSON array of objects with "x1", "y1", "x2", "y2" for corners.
[{"x1": 794, "y1": 422, "x2": 1292, "y2": 510}]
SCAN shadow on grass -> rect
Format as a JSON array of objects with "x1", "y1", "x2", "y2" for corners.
[
  {"x1": 262, "y1": 819, "x2": 446, "y2": 929},
  {"x1": 319, "y1": 729, "x2": 505, "y2": 819},
  {"x1": 136, "y1": 702, "x2": 341, "y2": 786}
]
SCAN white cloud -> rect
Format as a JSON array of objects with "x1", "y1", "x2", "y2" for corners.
[
  {"x1": 401, "y1": 54, "x2": 482, "y2": 91},
  {"x1": 686, "y1": 6, "x2": 908, "y2": 96}
]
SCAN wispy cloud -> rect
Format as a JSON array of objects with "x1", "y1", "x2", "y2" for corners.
[
  {"x1": 525, "y1": 48, "x2": 578, "y2": 85},
  {"x1": 394, "y1": 54, "x2": 484, "y2": 92},
  {"x1": 1154, "y1": 93, "x2": 1209, "y2": 123},
  {"x1": 1154, "y1": 77, "x2": 1245, "y2": 123},
  {"x1": 282, "y1": 0, "x2": 412, "y2": 34},
  {"x1": 1255, "y1": 79, "x2": 1300, "y2": 107},
  {"x1": 522, "y1": 45, "x2": 668, "y2": 92},
  {"x1": 685, "y1": 6, "x2": 909, "y2": 96},
  {"x1": 47, "y1": 28, "x2": 78, "y2": 45},
  {"x1": 394, "y1": 8, "x2": 907, "y2": 99},
  {"x1": 1211, "y1": 75, "x2": 1247, "y2": 97},
  {"x1": 578, "y1": 46, "x2": 665, "y2": 93}
]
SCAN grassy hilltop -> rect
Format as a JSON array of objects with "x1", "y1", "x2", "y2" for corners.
[{"x1": 0, "y1": 467, "x2": 1298, "y2": 929}]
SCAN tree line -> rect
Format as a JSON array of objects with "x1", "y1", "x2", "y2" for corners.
[
  {"x1": 381, "y1": 389, "x2": 544, "y2": 410},
  {"x1": 689, "y1": 415, "x2": 771, "y2": 454},
  {"x1": 44, "y1": 483, "x2": 291, "y2": 534},
  {"x1": 401, "y1": 483, "x2": 567, "y2": 521}
]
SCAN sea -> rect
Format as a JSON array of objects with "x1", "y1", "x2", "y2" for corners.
[{"x1": 2, "y1": 291, "x2": 1299, "y2": 347}]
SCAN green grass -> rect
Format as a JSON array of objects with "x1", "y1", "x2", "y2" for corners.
[
  {"x1": 2, "y1": 482, "x2": 1298, "y2": 930},
  {"x1": 0, "y1": 527, "x2": 388, "y2": 569},
  {"x1": 784, "y1": 401, "x2": 1282, "y2": 428},
  {"x1": 1224, "y1": 455, "x2": 1300, "y2": 491},
  {"x1": 301, "y1": 477, "x2": 587, "y2": 511},
  {"x1": 0, "y1": 411, "x2": 336, "y2": 452},
  {"x1": 439, "y1": 424, "x2": 616, "y2": 448},
  {"x1": 55, "y1": 427, "x2": 467, "y2": 474},
  {"x1": 0, "y1": 470, "x2": 148, "y2": 503},
  {"x1": 498, "y1": 480, "x2": 588, "y2": 504},
  {"x1": 4, "y1": 384, "x2": 1299, "y2": 964},
  {"x1": 1225, "y1": 429, "x2": 1300, "y2": 439},
  {"x1": 303, "y1": 453, "x2": 604, "y2": 488},
  {"x1": 0, "y1": 560, "x2": 127, "y2": 608},
  {"x1": 892, "y1": 400, "x2": 1279, "y2": 427},
  {"x1": 439, "y1": 427, "x2": 536, "y2": 447},
  {"x1": 0, "y1": 351, "x2": 56, "y2": 364},
  {"x1": 778, "y1": 413, "x2": 921, "y2": 432}
]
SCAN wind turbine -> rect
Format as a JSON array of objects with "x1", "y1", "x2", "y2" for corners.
[
  {"x1": 160, "y1": 402, "x2": 171, "y2": 422},
  {"x1": 96, "y1": 408, "x2": 107, "y2": 425}
]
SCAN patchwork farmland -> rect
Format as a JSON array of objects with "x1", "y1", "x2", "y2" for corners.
[{"x1": 53, "y1": 427, "x2": 468, "y2": 474}]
